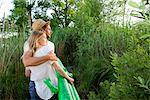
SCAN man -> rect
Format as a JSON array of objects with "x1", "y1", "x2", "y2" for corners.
[{"x1": 22, "y1": 19, "x2": 58, "y2": 100}]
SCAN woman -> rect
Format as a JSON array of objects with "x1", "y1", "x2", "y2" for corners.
[{"x1": 27, "y1": 30, "x2": 74, "y2": 99}]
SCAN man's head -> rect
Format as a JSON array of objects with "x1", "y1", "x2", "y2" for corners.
[{"x1": 32, "y1": 19, "x2": 52, "y2": 38}]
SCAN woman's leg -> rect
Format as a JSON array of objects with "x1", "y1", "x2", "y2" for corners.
[{"x1": 29, "y1": 81, "x2": 42, "y2": 100}]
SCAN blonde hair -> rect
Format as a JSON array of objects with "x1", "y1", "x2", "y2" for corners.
[{"x1": 28, "y1": 30, "x2": 45, "y2": 54}]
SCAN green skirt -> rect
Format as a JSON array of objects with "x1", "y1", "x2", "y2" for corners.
[{"x1": 44, "y1": 58, "x2": 80, "y2": 100}]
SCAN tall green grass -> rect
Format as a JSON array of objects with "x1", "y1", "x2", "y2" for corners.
[{"x1": 0, "y1": 27, "x2": 29, "y2": 99}]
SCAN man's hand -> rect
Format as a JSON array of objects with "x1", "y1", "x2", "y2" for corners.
[
  {"x1": 22, "y1": 51, "x2": 57, "y2": 67},
  {"x1": 47, "y1": 52, "x2": 57, "y2": 61}
]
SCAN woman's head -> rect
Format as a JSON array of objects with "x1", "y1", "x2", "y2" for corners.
[
  {"x1": 32, "y1": 19, "x2": 52, "y2": 38},
  {"x1": 28, "y1": 30, "x2": 47, "y2": 53}
]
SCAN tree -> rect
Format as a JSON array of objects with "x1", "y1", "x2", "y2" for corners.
[
  {"x1": 26, "y1": 0, "x2": 36, "y2": 28},
  {"x1": 10, "y1": 0, "x2": 28, "y2": 32},
  {"x1": 33, "y1": 0, "x2": 51, "y2": 21},
  {"x1": 49, "y1": 0, "x2": 79, "y2": 28},
  {"x1": 128, "y1": 0, "x2": 150, "y2": 19}
]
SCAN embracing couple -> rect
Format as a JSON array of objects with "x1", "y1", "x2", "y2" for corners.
[{"x1": 22, "y1": 19, "x2": 79, "y2": 100}]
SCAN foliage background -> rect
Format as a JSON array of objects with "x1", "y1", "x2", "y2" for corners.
[{"x1": 0, "y1": 0, "x2": 149, "y2": 99}]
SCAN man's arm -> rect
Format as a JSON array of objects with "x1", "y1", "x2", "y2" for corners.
[{"x1": 22, "y1": 51, "x2": 57, "y2": 67}]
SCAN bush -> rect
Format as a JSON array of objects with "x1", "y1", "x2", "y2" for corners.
[{"x1": 109, "y1": 30, "x2": 150, "y2": 100}]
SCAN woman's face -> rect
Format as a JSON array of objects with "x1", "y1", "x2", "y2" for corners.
[{"x1": 45, "y1": 25, "x2": 52, "y2": 38}]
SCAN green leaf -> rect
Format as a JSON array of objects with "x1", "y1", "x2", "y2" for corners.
[
  {"x1": 139, "y1": 5, "x2": 145, "y2": 10},
  {"x1": 140, "y1": 34, "x2": 150, "y2": 39},
  {"x1": 60, "y1": 2, "x2": 65, "y2": 8},
  {"x1": 138, "y1": 76, "x2": 145, "y2": 85},
  {"x1": 130, "y1": 13, "x2": 139, "y2": 17},
  {"x1": 128, "y1": 1, "x2": 139, "y2": 8}
]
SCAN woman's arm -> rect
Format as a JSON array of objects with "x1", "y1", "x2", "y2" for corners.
[
  {"x1": 52, "y1": 62, "x2": 74, "y2": 84},
  {"x1": 22, "y1": 51, "x2": 57, "y2": 67}
]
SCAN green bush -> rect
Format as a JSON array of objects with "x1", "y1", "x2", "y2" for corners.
[
  {"x1": 88, "y1": 80, "x2": 111, "y2": 100},
  {"x1": 109, "y1": 31, "x2": 150, "y2": 100}
]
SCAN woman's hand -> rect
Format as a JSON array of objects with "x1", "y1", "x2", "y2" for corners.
[
  {"x1": 68, "y1": 77, "x2": 74, "y2": 84},
  {"x1": 52, "y1": 62, "x2": 74, "y2": 84},
  {"x1": 25, "y1": 69, "x2": 31, "y2": 77}
]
